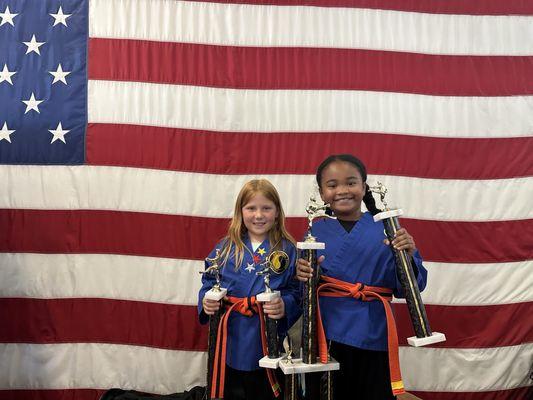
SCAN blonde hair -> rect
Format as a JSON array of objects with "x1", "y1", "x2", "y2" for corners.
[{"x1": 219, "y1": 179, "x2": 295, "y2": 269}]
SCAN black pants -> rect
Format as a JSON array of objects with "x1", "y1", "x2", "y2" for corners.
[
  {"x1": 329, "y1": 341, "x2": 396, "y2": 400},
  {"x1": 224, "y1": 365, "x2": 279, "y2": 400}
]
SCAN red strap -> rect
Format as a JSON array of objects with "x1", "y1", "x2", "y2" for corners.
[
  {"x1": 316, "y1": 276, "x2": 405, "y2": 396},
  {"x1": 210, "y1": 296, "x2": 280, "y2": 399}
]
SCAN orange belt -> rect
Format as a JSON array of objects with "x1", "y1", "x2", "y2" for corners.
[
  {"x1": 210, "y1": 296, "x2": 281, "y2": 399},
  {"x1": 317, "y1": 275, "x2": 405, "y2": 396}
]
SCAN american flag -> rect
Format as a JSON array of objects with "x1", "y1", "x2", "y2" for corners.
[{"x1": 1, "y1": 0, "x2": 532, "y2": 399}]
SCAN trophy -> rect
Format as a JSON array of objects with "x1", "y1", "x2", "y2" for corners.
[
  {"x1": 200, "y1": 250, "x2": 227, "y2": 399},
  {"x1": 370, "y1": 182, "x2": 446, "y2": 347},
  {"x1": 277, "y1": 196, "x2": 339, "y2": 400},
  {"x1": 257, "y1": 250, "x2": 290, "y2": 367},
  {"x1": 299, "y1": 196, "x2": 335, "y2": 363}
]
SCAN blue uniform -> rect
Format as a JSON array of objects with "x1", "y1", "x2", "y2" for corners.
[
  {"x1": 313, "y1": 212, "x2": 427, "y2": 351},
  {"x1": 198, "y1": 236, "x2": 300, "y2": 371}
]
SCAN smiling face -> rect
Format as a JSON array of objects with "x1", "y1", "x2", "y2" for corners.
[
  {"x1": 319, "y1": 160, "x2": 366, "y2": 221},
  {"x1": 242, "y1": 193, "x2": 279, "y2": 243}
]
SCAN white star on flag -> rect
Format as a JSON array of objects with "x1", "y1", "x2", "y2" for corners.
[
  {"x1": 49, "y1": 64, "x2": 71, "y2": 85},
  {"x1": 50, "y1": 6, "x2": 71, "y2": 27},
  {"x1": 22, "y1": 93, "x2": 44, "y2": 114},
  {"x1": 0, "y1": 64, "x2": 16, "y2": 85},
  {"x1": 23, "y1": 35, "x2": 45, "y2": 55},
  {"x1": 245, "y1": 263, "x2": 255, "y2": 273},
  {"x1": 0, "y1": 5, "x2": 18, "y2": 27},
  {"x1": 0, "y1": 122, "x2": 15, "y2": 143},
  {"x1": 49, "y1": 122, "x2": 70, "y2": 144}
]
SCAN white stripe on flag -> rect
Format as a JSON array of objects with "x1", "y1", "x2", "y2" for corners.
[
  {"x1": 400, "y1": 343, "x2": 533, "y2": 391},
  {"x1": 0, "y1": 343, "x2": 206, "y2": 393},
  {"x1": 88, "y1": 80, "x2": 533, "y2": 138},
  {"x1": 89, "y1": 0, "x2": 533, "y2": 56},
  {"x1": 0, "y1": 253, "x2": 203, "y2": 306},
  {"x1": 1, "y1": 253, "x2": 531, "y2": 306},
  {"x1": 2, "y1": 165, "x2": 532, "y2": 221}
]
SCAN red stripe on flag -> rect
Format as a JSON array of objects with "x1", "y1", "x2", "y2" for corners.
[
  {"x1": 86, "y1": 123, "x2": 533, "y2": 179},
  {"x1": 0, "y1": 389, "x2": 106, "y2": 400},
  {"x1": 88, "y1": 38, "x2": 533, "y2": 96},
  {"x1": 1, "y1": 298, "x2": 530, "y2": 349},
  {"x1": 182, "y1": 0, "x2": 533, "y2": 15},
  {"x1": 0, "y1": 298, "x2": 207, "y2": 351},
  {"x1": 394, "y1": 302, "x2": 533, "y2": 348},
  {"x1": 1, "y1": 210, "x2": 532, "y2": 263},
  {"x1": 411, "y1": 387, "x2": 533, "y2": 400}
]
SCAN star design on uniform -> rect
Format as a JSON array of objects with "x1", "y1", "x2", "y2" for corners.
[
  {"x1": 0, "y1": 64, "x2": 16, "y2": 85},
  {"x1": 253, "y1": 254, "x2": 261, "y2": 264},
  {"x1": 0, "y1": 122, "x2": 15, "y2": 143},
  {"x1": 50, "y1": 6, "x2": 71, "y2": 27},
  {"x1": 23, "y1": 35, "x2": 45, "y2": 55},
  {"x1": 245, "y1": 263, "x2": 255, "y2": 273},
  {"x1": 49, "y1": 122, "x2": 70, "y2": 144},
  {"x1": 22, "y1": 92, "x2": 44, "y2": 114},
  {"x1": 0, "y1": 6, "x2": 18, "y2": 27},
  {"x1": 257, "y1": 248, "x2": 266, "y2": 256},
  {"x1": 49, "y1": 64, "x2": 71, "y2": 85}
]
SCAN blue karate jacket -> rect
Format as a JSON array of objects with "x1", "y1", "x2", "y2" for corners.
[
  {"x1": 198, "y1": 235, "x2": 300, "y2": 371},
  {"x1": 313, "y1": 212, "x2": 428, "y2": 352}
]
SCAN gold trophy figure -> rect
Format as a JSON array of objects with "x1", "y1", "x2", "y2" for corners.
[{"x1": 370, "y1": 182, "x2": 446, "y2": 347}]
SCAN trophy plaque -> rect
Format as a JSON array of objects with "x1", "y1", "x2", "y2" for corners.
[{"x1": 370, "y1": 182, "x2": 446, "y2": 347}]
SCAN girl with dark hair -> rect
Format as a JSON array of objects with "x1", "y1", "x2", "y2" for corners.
[{"x1": 297, "y1": 155, "x2": 427, "y2": 400}]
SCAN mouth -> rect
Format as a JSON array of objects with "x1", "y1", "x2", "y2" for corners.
[{"x1": 334, "y1": 196, "x2": 354, "y2": 202}]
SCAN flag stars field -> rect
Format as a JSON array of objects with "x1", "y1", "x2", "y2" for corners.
[
  {"x1": 49, "y1": 122, "x2": 70, "y2": 144},
  {"x1": 0, "y1": 122, "x2": 15, "y2": 143},
  {"x1": 22, "y1": 93, "x2": 44, "y2": 114},
  {"x1": 49, "y1": 64, "x2": 71, "y2": 85},
  {"x1": 50, "y1": 6, "x2": 71, "y2": 27},
  {"x1": 23, "y1": 34, "x2": 45, "y2": 55},
  {"x1": 0, "y1": 5, "x2": 18, "y2": 27},
  {"x1": 0, "y1": 64, "x2": 16, "y2": 85}
]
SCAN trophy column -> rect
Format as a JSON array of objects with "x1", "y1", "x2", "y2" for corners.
[
  {"x1": 371, "y1": 183, "x2": 446, "y2": 347},
  {"x1": 257, "y1": 250, "x2": 291, "y2": 367},
  {"x1": 201, "y1": 252, "x2": 228, "y2": 399},
  {"x1": 298, "y1": 238, "x2": 324, "y2": 364},
  {"x1": 278, "y1": 197, "x2": 339, "y2": 400}
]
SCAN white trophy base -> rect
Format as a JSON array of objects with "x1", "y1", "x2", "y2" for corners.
[
  {"x1": 279, "y1": 357, "x2": 339, "y2": 375},
  {"x1": 373, "y1": 209, "x2": 403, "y2": 222},
  {"x1": 407, "y1": 332, "x2": 446, "y2": 347},
  {"x1": 256, "y1": 290, "x2": 280, "y2": 302},
  {"x1": 259, "y1": 354, "x2": 286, "y2": 369},
  {"x1": 204, "y1": 287, "x2": 227, "y2": 301},
  {"x1": 297, "y1": 242, "x2": 325, "y2": 250}
]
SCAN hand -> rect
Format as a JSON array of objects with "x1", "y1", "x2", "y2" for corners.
[
  {"x1": 384, "y1": 228, "x2": 417, "y2": 256},
  {"x1": 296, "y1": 255, "x2": 325, "y2": 282},
  {"x1": 262, "y1": 297, "x2": 285, "y2": 319},
  {"x1": 202, "y1": 297, "x2": 221, "y2": 315}
]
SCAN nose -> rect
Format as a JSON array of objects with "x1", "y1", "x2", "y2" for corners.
[{"x1": 336, "y1": 184, "x2": 349, "y2": 194}]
